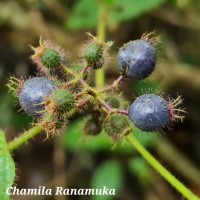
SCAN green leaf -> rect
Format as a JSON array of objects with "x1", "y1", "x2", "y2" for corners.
[
  {"x1": 104, "y1": 0, "x2": 116, "y2": 7},
  {"x1": 0, "y1": 130, "x2": 15, "y2": 200},
  {"x1": 66, "y1": 0, "x2": 98, "y2": 30},
  {"x1": 109, "y1": 0, "x2": 166, "y2": 25},
  {"x1": 91, "y1": 160, "x2": 123, "y2": 200},
  {"x1": 66, "y1": 0, "x2": 166, "y2": 30}
]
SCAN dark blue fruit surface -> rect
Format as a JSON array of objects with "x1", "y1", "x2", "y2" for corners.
[
  {"x1": 128, "y1": 94, "x2": 170, "y2": 132},
  {"x1": 19, "y1": 77, "x2": 56, "y2": 117},
  {"x1": 118, "y1": 40, "x2": 156, "y2": 80}
]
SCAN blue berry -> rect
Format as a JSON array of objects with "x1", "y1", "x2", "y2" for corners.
[
  {"x1": 117, "y1": 39, "x2": 156, "y2": 80},
  {"x1": 128, "y1": 94, "x2": 170, "y2": 132},
  {"x1": 19, "y1": 77, "x2": 56, "y2": 117}
]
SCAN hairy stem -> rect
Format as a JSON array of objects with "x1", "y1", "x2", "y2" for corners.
[
  {"x1": 95, "y1": 0, "x2": 107, "y2": 88},
  {"x1": 99, "y1": 75, "x2": 124, "y2": 93},
  {"x1": 127, "y1": 135, "x2": 200, "y2": 200},
  {"x1": 8, "y1": 125, "x2": 43, "y2": 152}
]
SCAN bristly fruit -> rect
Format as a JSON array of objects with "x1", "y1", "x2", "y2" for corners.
[
  {"x1": 82, "y1": 33, "x2": 112, "y2": 69},
  {"x1": 40, "y1": 48, "x2": 61, "y2": 69},
  {"x1": 117, "y1": 39, "x2": 157, "y2": 80},
  {"x1": 40, "y1": 113, "x2": 68, "y2": 137},
  {"x1": 105, "y1": 96, "x2": 120, "y2": 108},
  {"x1": 103, "y1": 114, "x2": 132, "y2": 140},
  {"x1": 83, "y1": 118, "x2": 102, "y2": 136},
  {"x1": 128, "y1": 94, "x2": 185, "y2": 132},
  {"x1": 19, "y1": 77, "x2": 57, "y2": 117},
  {"x1": 45, "y1": 89, "x2": 75, "y2": 116},
  {"x1": 84, "y1": 43, "x2": 104, "y2": 69},
  {"x1": 7, "y1": 76, "x2": 25, "y2": 97},
  {"x1": 31, "y1": 38, "x2": 66, "y2": 76}
]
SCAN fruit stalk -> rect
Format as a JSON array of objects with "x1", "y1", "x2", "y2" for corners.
[
  {"x1": 127, "y1": 134, "x2": 200, "y2": 200},
  {"x1": 8, "y1": 125, "x2": 43, "y2": 152},
  {"x1": 99, "y1": 75, "x2": 124, "y2": 93}
]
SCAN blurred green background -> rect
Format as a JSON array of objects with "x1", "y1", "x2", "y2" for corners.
[{"x1": 0, "y1": 0, "x2": 200, "y2": 200}]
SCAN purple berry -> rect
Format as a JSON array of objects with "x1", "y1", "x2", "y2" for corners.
[
  {"x1": 19, "y1": 77, "x2": 56, "y2": 117},
  {"x1": 117, "y1": 39, "x2": 156, "y2": 80},
  {"x1": 128, "y1": 94, "x2": 170, "y2": 132}
]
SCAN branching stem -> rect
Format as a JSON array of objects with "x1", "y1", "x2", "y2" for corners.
[{"x1": 99, "y1": 75, "x2": 124, "y2": 93}]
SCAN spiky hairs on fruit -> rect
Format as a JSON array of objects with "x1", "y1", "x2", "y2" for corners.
[
  {"x1": 103, "y1": 114, "x2": 132, "y2": 140},
  {"x1": 7, "y1": 76, "x2": 25, "y2": 97},
  {"x1": 105, "y1": 96, "x2": 120, "y2": 108},
  {"x1": 40, "y1": 48, "x2": 61, "y2": 69},
  {"x1": 166, "y1": 95, "x2": 186, "y2": 123},
  {"x1": 31, "y1": 38, "x2": 66, "y2": 73},
  {"x1": 40, "y1": 114, "x2": 68, "y2": 137},
  {"x1": 128, "y1": 94, "x2": 185, "y2": 132},
  {"x1": 45, "y1": 89, "x2": 75, "y2": 116},
  {"x1": 84, "y1": 43, "x2": 104, "y2": 69},
  {"x1": 82, "y1": 34, "x2": 112, "y2": 70}
]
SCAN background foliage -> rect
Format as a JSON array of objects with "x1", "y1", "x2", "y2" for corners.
[{"x1": 0, "y1": 0, "x2": 200, "y2": 200}]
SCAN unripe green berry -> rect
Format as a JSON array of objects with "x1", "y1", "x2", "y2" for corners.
[
  {"x1": 84, "y1": 43, "x2": 104, "y2": 69},
  {"x1": 103, "y1": 114, "x2": 132, "y2": 140},
  {"x1": 41, "y1": 48, "x2": 61, "y2": 69},
  {"x1": 47, "y1": 89, "x2": 75, "y2": 114},
  {"x1": 105, "y1": 96, "x2": 120, "y2": 108},
  {"x1": 84, "y1": 118, "x2": 102, "y2": 136},
  {"x1": 41, "y1": 113, "x2": 67, "y2": 136}
]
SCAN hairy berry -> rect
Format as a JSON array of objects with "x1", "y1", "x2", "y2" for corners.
[
  {"x1": 84, "y1": 118, "x2": 102, "y2": 136},
  {"x1": 41, "y1": 48, "x2": 61, "y2": 69},
  {"x1": 128, "y1": 94, "x2": 170, "y2": 132},
  {"x1": 105, "y1": 96, "x2": 120, "y2": 108},
  {"x1": 84, "y1": 43, "x2": 104, "y2": 69},
  {"x1": 19, "y1": 77, "x2": 56, "y2": 117},
  {"x1": 103, "y1": 114, "x2": 131, "y2": 140},
  {"x1": 46, "y1": 89, "x2": 75, "y2": 115},
  {"x1": 118, "y1": 39, "x2": 156, "y2": 80},
  {"x1": 41, "y1": 114, "x2": 67, "y2": 136}
]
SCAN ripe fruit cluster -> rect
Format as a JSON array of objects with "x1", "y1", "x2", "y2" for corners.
[{"x1": 8, "y1": 33, "x2": 185, "y2": 140}]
